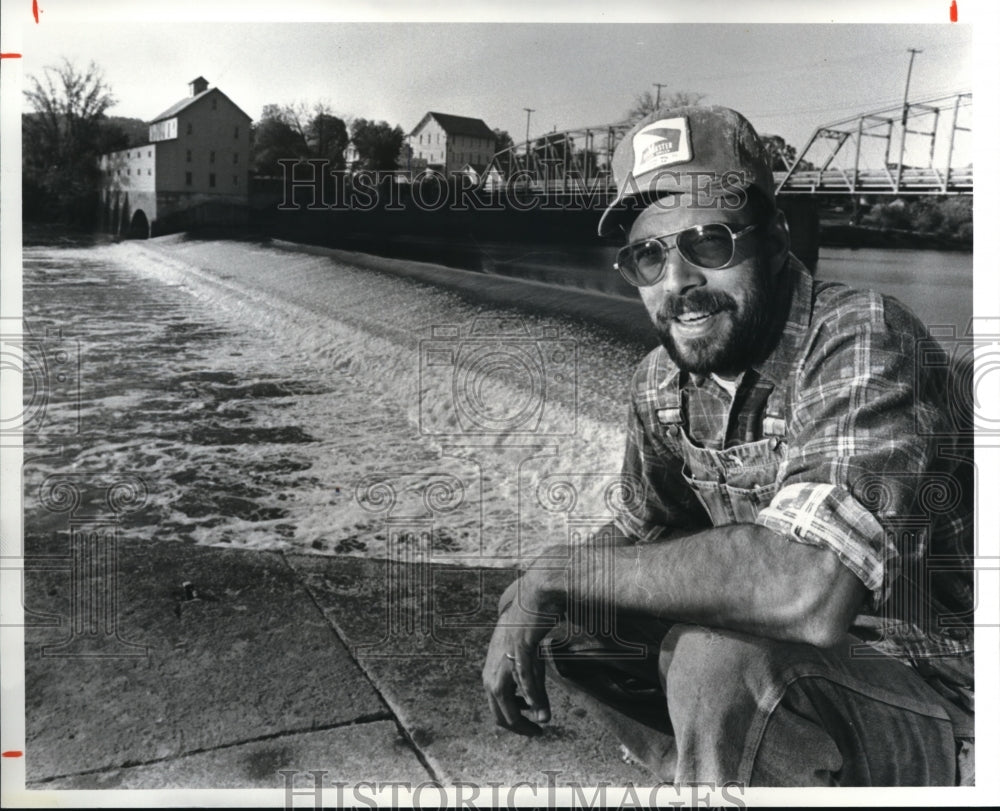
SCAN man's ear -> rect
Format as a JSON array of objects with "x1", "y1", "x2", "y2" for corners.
[{"x1": 767, "y1": 209, "x2": 791, "y2": 274}]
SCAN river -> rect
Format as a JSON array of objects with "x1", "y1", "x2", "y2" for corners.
[
  {"x1": 20, "y1": 238, "x2": 639, "y2": 566},
  {"x1": 816, "y1": 247, "x2": 972, "y2": 335},
  {"x1": 19, "y1": 237, "x2": 973, "y2": 567}
]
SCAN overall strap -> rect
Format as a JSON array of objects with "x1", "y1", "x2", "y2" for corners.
[
  {"x1": 761, "y1": 371, "x2": 790, "y2": 440},
  {"x1": 654, "y1": 371, "x2": 685, "y2": 428}
]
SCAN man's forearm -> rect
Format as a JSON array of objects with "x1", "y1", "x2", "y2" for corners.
[{"x1": 525, "y1": 522, "x2": 866, "y2": 647}]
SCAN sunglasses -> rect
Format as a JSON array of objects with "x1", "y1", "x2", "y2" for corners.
[{"x1": 614, "y1": 223, "x2": 758, "y2": 287}]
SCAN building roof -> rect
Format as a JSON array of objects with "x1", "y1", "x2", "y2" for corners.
[
  {"x1": 149, "y1": 87, "x2": 251, "y2": 124},
  {"x1": 410, "y1": 112, "x2": 495, "y2": 140}
]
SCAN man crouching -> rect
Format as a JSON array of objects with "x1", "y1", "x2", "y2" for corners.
[{"x1": 482, "y1": 106, "x2": 974, "y2": 787}]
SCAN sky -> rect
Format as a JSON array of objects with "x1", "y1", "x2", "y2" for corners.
[{"x1": 7, "y1": 2, "x2": 980, "y2": 167}]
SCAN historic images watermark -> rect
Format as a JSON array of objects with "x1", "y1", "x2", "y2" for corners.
[
  {"x1": 0, "y1": 320, "x2": 81, "y2": 438},
  {"x1": 418, "y1": 317, "x2": 577, "y2": 437},
  {"x1": 279, "y1": 769, "x2": 748, "y2": 809},
  {"x1": 274, "y1": 159, "x2": 751, "y2": 214},
  {"x1": 2, "y1": 316, "x2": 147, "y2": 657},
  {"x1": 6, "y1": 469, "x2": 151, "y2": 660}
]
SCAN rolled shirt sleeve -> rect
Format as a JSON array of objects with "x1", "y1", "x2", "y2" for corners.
[{"x1": 754, "y1": 289, "x2": 945, "y2": 611}]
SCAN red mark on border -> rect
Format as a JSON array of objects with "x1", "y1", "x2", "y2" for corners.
[
  {"x1": 950, "y1": 0, "x2": 958, "y2": 21},
  {"x1": 1, "y1": 53, "x2": 24, "y2": 59},
  {"x1": 2, "y1": 750, "x2": 24, "y2": 758},
  {"x1": 33, "y1": 0, "x2": 40, "y2": 23}
]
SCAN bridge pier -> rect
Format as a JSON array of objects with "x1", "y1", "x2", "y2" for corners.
[{"x1": 779, "y1": 197, "x2": 820, "y2": 272}]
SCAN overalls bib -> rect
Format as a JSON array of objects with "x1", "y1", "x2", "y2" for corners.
[{"x1": 651, "y1": 371, "x2": 788, "y2": 526}]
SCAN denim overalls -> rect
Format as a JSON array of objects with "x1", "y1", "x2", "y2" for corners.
[
  {"x1": 548, "y1": 367, "x2": 973, "y2": 784},
  {"x1": 651, "y1": 370, "x2": 789, "y2": 527}
]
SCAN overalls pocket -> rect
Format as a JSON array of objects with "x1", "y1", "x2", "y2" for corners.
[{"x1": 679, "y1": 435, "x2": 784, "y2": 526}]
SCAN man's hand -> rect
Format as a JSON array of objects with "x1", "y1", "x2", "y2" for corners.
[{"x1": 482, "y1": 575, "x2": 561, "y2": 736}]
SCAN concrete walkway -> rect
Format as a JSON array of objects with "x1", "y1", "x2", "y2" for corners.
[{"x1": 22, "y1": 533, "x2": 647, "y2": 790}]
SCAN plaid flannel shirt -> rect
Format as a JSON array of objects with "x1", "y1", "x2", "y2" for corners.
[{"x1": 616, "y1": 257, "x2": 974, "y2": 697}]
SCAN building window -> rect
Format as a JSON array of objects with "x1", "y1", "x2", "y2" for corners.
[
  {"x1": 211, "y1": 97, "x2": 217, "y2": 110},
  {"x1": 234, "y1": 125, "x2": 239, "y2": 139},
  {"x1": 210, "y1": 151, "x2": 216, "y2": 164},
  {"x1": 233, "y1": 152, "x2": 239, "y2": 164},
  {"x1": 187, "y1": 122, "x2": 193, "y2": 135},
  {"x1": 186, "y1": 149, "x2": 192, "y2": 163},
  {"x1": 209, "y1": 173, "x2": 216, "y2": 188},
  {"x1": 147, "y1": 169, "x2": 152, "y2": 176},
  {"x1": 148, "y1": 150, "x2": 152, "y2": 158},
  {"x1": 127, "y1": 168, "x2": 131, "y2": 175},
  {"x1": 185, "y1": 171, "x2": 192, "y2": 186}
]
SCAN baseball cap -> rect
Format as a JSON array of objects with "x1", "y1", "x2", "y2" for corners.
[{"x1": 597, "y1": 105, "x2": 775, "y2": 237}]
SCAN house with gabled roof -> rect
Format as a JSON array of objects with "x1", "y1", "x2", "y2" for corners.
[
  {"x1": 406, "y1": 112, "x2": 496, "y2": 176},
  {"x1": 99, "y1": 76, "x2": 252, "y2": 237}
]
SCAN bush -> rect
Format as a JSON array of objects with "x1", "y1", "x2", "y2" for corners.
[{"x1": 860, "y1": 196, "x2": 971, "y2": 244}]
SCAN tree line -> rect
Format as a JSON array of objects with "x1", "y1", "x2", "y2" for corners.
[
  {"x1": 20, "y1": 58, "x2": 970, "y2": 246},
  {"x1": 250, "y1": 102, "x2": 407, "y2": 176},
  {"x1": 19, "y1": 60, "x2": 423, "y2": 225}
]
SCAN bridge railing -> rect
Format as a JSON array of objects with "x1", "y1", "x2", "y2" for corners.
[
  {"x1": 776, "y1": 165, "x2": 973, "y2": 195},
  {"x1": 777, "y1": 92, "x2": 972, "y2": 196},
  {"x1": 478, "y1": 95, "x2": 972, "y2": 197}
]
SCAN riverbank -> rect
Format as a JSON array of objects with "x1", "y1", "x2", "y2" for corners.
[{"x1": 819, "y1": 222, "x2": 972, "y2": 252}]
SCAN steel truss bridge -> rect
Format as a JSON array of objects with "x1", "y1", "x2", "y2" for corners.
[{"x1": 481, "y1": 92, "x2": 972, "y2": 197}]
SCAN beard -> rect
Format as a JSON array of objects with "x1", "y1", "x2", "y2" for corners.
[{"x1": 653, "y1": 266, "x2": 775, "y2": 376}]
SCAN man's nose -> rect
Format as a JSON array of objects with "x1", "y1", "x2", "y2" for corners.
[{"x1": 658, "y1": 248, "x2": 705, "y2": 297}]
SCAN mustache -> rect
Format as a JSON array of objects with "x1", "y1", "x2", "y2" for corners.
[{"x1": 657, "y1": 290, "x2": 737, "y2": 321}]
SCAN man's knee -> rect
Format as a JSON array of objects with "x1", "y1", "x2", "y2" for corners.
[{"x1": 659, "y1": 624, "x2": 788, "y2": 725}]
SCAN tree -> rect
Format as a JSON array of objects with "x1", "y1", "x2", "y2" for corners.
[
  {"x1": 759, "y1": 134, "x2": 796, "y2": 172},
  {"x1": 350, "y1": 118, "x2": 405, "y2": 171},
  {"x1": 308, "y1": 112, "x2": 349, "y2": 170},
  {"x1": 23, "y1": 58, "x2": 117, "y2": 224},
  {"x1": 759, "y1": 134, "x2": 816, "y2": 173},
  {"x1": 250, "y1": 102, "x2": 349, "y2": 174},
  {"x1": 100, "y1": 116, "x2": 149, "y2": 150},
  {"x1": 625, "y1": 89, "x2": 706, "y2": 124},
  {"x1": 492, "y1": 128, "x2": 514, "y2": 153},
  {"x1": 251, "y1": 104, "x2": 310, "y2": 176}
]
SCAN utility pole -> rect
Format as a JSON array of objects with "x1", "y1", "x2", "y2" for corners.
[
  {"x1": 523, "y1": 107, "x2": 535, "y2": 154},
  {"x1": 896, "y1": 48, "x2": 921, "y2": 190},
  {"x1": 653, "y1": 82, "x2": 668, "y2": 108}
]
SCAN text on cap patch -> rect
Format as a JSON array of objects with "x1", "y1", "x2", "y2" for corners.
[{"x1": 631, "y1": 117, "x2": 693, "y2": 177}]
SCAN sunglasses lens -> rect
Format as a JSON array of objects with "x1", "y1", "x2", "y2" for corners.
[
  {"x1": 618, "y1": 241, "x2": 665, "y2": 286},
  {"x1": 616, "y1": 224, "x2": 746, "y2": 286},
  {"x1": 677, "y1": 224, "x2": 735, "y2": 269}
]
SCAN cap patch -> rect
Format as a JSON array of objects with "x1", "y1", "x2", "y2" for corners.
[{"x1": 631, "y1": 117, "x2": 692, "y2": 177}]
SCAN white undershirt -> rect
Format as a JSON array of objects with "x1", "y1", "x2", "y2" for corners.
[{"x1": 710, "y1": 373, "x2": 740, "y2": 399}]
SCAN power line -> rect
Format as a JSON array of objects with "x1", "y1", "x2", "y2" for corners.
[
  {"x1": 747, "y1": 86, "x2": 970, "y2": 121},
  {"x1": 672, "y1": 38, "x2": 965, "y2": 86}
]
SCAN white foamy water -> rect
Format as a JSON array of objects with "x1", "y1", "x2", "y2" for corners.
[{"x1": 23, "y1": 238, "x2": 647, "y2": 566}]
